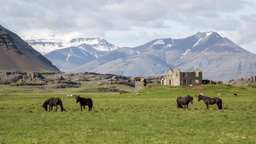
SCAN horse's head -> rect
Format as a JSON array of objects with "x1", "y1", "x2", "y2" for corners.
[
  {"x1": 76, "y1": 95, "x2": 80, "y2": 103},
  {"x1": 198, "y1": 95, "x2": 203, "y2": 101},
  {"x1": 188, "y1": 95, "x2": 193, "y2": 104},
  {"x1": 42, "y1": 101, "x2": 47, "y2": 111}
]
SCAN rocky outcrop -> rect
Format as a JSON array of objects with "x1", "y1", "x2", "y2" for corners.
[
  {"x1": 0, "y1": 72, "x2": 46, "y2": 84},
  {"x1": 0, "y1": 71, "x2": 140, "y2": 88},
  {"x1": 225, "y1": 76, "x2": 256, "y2": 86}
]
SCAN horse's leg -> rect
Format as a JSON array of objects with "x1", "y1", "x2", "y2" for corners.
[
  {"x1": 182, "y1": 104, "x2": 186, "y2": 110},
  {"x1": 219, "y1": 101, "x2": 223, "y2": 109},
  {"x1": 206, "y1": 103, "x2": 209, "y2": 109},
  {"x1": 217, "y1": 102, "x2": 221, "y2": 109},
  {"x1": 80, "y1": 104, "x2": 82, "y2": 111},
  {"x1": 177, "y1": 103, "x2": 183, "y2": 108},
  {"x1": 55, "y1": 105, "x2": 58, "y2": 112}
]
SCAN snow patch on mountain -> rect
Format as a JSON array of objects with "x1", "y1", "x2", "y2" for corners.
[
  {"x1": 165, "y1": 44, "x2": 172, "y2": 48},
  {"x1": 66, "y1": 48, "x2": 73, "y2": 62},
  {"x1": 206, "y1": 31, "x2": 213, "y2": 37},
  {"x1": 153, "y1": 40, "x2": 165, "y2": 45},
  {"x1": 80, "y1": 50, "x2": 87, "y2": 56},
  {"x1": 193, "y1": 38, "x2": 202, "y2": 48}
]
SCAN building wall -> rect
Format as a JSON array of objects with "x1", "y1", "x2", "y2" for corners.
[
  {"x1": 135, "y1": 81, "x2": 145, "y2": 92},
  {"x1": 135, "y1": 78, "x2": 146, "y2": 92},
  {"x1": 162, "y1": 68, "x2": 202, "y2": 86}
]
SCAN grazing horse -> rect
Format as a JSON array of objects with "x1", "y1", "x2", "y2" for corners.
[
  {"x1": 177, "y1": 95, "x2": 193, "y2": 109},
  {"x1": 76, "y1": 95, "x2": 93, "y2": 111},
  {"x1": 197, "y1": 94, "x2": 222, "y2": 109},
  {"x1": 42, "y1": 97, "x2": 64, "y2": 112}
]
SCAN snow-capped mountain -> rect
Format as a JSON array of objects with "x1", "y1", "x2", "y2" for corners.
[
  {"x1": 25, "y1": 35, "x2": 118, "y2": 54},
  {"x1": 70, "y1": 31, "x2": 256, "y2": 82},
  {"x1": 33, "y1": 31, "x2": 256, "y2": 81}
]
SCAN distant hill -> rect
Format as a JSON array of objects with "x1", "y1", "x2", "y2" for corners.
[
  {"x1": 0, "y1": 25, "x2": 59, "y2": 72},
  {"x1": 39, "y1": 32, "x2": 256, "y2": 82}
]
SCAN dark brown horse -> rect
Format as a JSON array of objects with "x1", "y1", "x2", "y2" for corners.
[
  {"x1": 177, "y1": 95, "x2": 193, "y2": 109},
  {"x1": 76, "y1": 95, "x2": 93, "y2": 111},
  {"x1": 197, "y1": 94, "x2": 222, "y2": 109},
  {"x1": 42, "y1": 98, "x2": 64, "y2": 112}
]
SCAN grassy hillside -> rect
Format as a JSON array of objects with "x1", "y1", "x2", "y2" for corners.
[{"x1": 0, "y1": 84, "x2": 256, "y2": 143}]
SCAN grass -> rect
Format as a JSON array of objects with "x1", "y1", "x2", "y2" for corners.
[{"x1": 0, "y1": 84, "x2": 256, "y2": 143}]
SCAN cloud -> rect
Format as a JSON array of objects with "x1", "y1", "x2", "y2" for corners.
[{"x1": 0, "y1": 0, "x2": 255, "y2": 53}]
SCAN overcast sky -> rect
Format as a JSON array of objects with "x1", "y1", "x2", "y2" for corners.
[{"x1": 0, "y1": 0, "x2": 256, "y2": 53}]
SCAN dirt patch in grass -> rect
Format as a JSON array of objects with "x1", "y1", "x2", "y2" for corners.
[
  {"x1": 186, "y1": 86, "x2": 204, "y2": 91},
  {"x1": 193, "y1": 86, "x2": 204, "y2": 90},
  {"x1": 212, "y1": 89, "x2": 223, "y2": 93},
  {"x1": 186, "y1": 88, "x2": 194, "y2": 91}
]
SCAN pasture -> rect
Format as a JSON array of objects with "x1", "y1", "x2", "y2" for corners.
[{"x1": 0, "y1": 84, "x2": 256, "y2": 143}]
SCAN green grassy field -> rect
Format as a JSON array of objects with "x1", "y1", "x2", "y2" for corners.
[{"x1": 0, "y1": 84, "x2": 256, "y2": 144}]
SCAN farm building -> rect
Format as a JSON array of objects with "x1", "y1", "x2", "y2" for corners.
[
  {"x1": 161, "y1": 68, "x2": 202, "y2": 86},
  {"x1": 135, "y1": 78, "x2": 146, "y2": 92}
]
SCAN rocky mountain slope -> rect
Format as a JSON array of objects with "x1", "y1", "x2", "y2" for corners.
[
  {"x1": 0, "y1": 25, "x2": 59, "y2": 72},
  {"x1": 39, "y1": 32, "x2": 256, "y2": 82}
]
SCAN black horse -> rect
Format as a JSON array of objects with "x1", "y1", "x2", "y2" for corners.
[
  {"x1": 197, "y1": 94, "x2": 222, "y2": 109},
  {"x1": 42, "y1": 97, "x2": 64, "y2": 112},
  {"x1": 177, "y1": 95, "x2": 193, "y2": 109},
  {"x1": 76, "y1": 95, "x2": 93, "y2": 111}
]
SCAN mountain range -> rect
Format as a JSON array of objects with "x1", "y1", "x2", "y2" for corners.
[
  {"x1": 29, "y1": 31, "x2": 256, "y2": 82},
  {"x1": 0, "y1": 25, "x2": 59, "y2": 72},
  {"x1": 22, "y1": 31, "x2": 256, "y2": 82},
  {"x1": 3, "y1": 24, "x2": 255, "y2": 82}
]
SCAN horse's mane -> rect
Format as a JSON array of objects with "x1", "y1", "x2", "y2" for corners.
[
  {"x1": 76, "y1": 96, "x2": 87, "y2": 101},
  {"x1": 198, "y1": 94, "x2": 209, "y2": 99}
]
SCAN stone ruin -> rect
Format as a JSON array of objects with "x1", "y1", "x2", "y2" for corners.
[
  {"x1": 225, "y1": 76, "x2": 256, "y2": 86},
  {"x1": 135, "y1": 77, "x2": 146, "y2": 92}
]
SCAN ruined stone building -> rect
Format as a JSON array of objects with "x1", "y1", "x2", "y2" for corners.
[
  {"x1": 135, "y1": 78, "x2": 146, "y2": 92},
  {"x1": 161, "y1": 68, "x2": 202, "y2": 86}
]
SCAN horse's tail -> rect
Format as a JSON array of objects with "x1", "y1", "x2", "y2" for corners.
[
  {"x1": 88, "y1": 98, "x2": 93, "y2": 111},
  {"x1": 218, "y1": 98, "x2": 222, "y2": 109}
]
